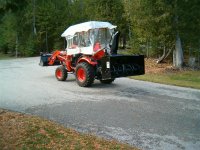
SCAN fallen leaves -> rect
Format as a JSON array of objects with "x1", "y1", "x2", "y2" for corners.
[{"x1": 0, "y1": 109, "x2": 138, "y2": 150}]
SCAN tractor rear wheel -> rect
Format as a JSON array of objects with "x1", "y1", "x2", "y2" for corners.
[
  {"x1": 75, "y1": 62, "x2": 94, "y2": 87},
  {"x1": 100, "y1": 79, "x2": 115, "y2": 84},
  {"x1": 55, "y1": 66, "x2": 68, "y2": 81}
]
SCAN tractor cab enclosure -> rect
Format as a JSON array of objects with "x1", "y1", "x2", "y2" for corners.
[
  {"x1": 64, "y1": 27, "x2": 113, "y2": 55},
  {"x1": 40, "y1": 21, "x2": 145, "y2": 87},
  {"x1": 61, "y1": 21, "x2": 117, "y2": 57}
]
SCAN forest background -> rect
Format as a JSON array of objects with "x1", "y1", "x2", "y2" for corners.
[{"x1": 0, "y1": 0, "x2": 200, "y2": 68}]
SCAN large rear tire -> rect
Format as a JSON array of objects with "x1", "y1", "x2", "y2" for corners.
[
  {"x1": 55, "y1": 66, "x2": 68, "y2": 81},
  {"x1": 75, "y1": 62, "x2": 95, "y2": 87},
  {"x1": 100, "y1": 79, "x2": 115, "y2": 84}
]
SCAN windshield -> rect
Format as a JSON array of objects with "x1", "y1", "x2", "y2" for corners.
[
  {"x1": 89, "y1": 28, "x2": 112, "y2": 47},
  {"x1": 66, "y1": 28, "x2": 113, "y2": 50}
]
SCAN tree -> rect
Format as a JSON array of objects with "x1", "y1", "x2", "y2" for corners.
[
  {"x1": 0, "y1": 0, "x2": 199, "y2": 62},
  {"x1": 123, "y1": 0, "x2": 174, "y2": 57},
  {"x1": 122, "y1": 0, "x2": 200, "y2": 68},
  {"x1": 0, "y1": 11, "x2": 17, "y2": 54},
  {"x1": 81, "y1": 0, "x2": 128, "y2": 47},
  {"x1": 0, "y1": 0, "x2": 28, "y2": 56}
]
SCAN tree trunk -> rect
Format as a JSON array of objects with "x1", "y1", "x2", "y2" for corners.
[
  {"x1": 157, "y1": 45, "x2": 173, "y2": 64},
  {"x1": 146, "y1": 41, "x2": 149, "y2": 58},
  {"x1": 122, "y1": 33, "x2": 126, "y2": 49},
  {"x1": 15, "y1": 34, "x2": 19, "y2": 58},
  {"x1": 45, "y1": 30, "x2": 48, "y2": 52},
  {"x1": 3, "y1": 46, "x2": 8, "y2": 54},
  {"x1": 198, "y1": 45, "x2": 200, "y2": 67},
  {"x1": 157, "y1": 45, "x2": 166, "y2": 63},
  {"x1": 33, "y1": 0, "x2": 37, "y2": 35},
  {"x1": 173, "y1": 34, "x2": 184, "y2": 68},
  {"x1": 198, "y1": 40, "x2": 200, "y2": 66}
]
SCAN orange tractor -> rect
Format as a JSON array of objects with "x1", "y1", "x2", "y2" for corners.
[{"x1": 39, "y1": 21, "x2": 144, "y2": 87}]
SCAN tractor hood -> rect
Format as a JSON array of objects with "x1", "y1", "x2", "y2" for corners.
[{"x1": 61, "y1": 21, "x2": 117, "y2": 37}]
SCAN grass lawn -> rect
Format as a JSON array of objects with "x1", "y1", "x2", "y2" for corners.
[
  {"x1": 132, "y1": 70, "x2": 200, "y2": 89},
  {"x1": 0, "y1": 109, "x2": 137, "y2": 150},
  {"x1": 0, "y1": 53, "x2": 14, "y2": 60}
]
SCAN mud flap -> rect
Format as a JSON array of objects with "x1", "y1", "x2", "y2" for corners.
[{"x1": 100, "y1": 55, "x2": 145, "y2": 80}]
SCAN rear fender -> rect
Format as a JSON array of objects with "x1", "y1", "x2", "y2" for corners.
[{"x1": 77, "y1": 56, "x2": 97, "y2": 66}]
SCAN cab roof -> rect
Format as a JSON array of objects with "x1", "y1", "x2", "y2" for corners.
[{"x1": 61, "y1": 21, "x2": 117, "y2": 37}]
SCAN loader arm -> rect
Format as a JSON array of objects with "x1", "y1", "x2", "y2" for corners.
[
  {"x1": 48, "y1": 50, "x2": 62, "y2": 65},
  {"x1": 48, "y1": 50, "x2": 74, "y2": 72}
]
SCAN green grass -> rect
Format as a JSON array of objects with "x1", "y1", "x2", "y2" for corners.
[
  {"x1": 132, "y1": 71, "x2": 200, "y2": 89},
  {"x1": 0, "y1": 110, "x2": 137, "y2": 150},
  {"x1": 0, "y1": 53, "x2": 14, "y2": 60}
]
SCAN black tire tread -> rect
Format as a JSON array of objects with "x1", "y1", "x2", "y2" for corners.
[
  {"x1": 76, "y1": 62, "x2": 94, "y2": 87},
  {"x1": 55, "y1": 66, "x2": 68, "y2": 81}
]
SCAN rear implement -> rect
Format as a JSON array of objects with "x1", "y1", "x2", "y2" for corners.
[{"x1": 100, "y1": 55, "x2": 144, "y2": 80}]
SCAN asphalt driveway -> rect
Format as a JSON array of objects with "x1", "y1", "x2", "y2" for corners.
[{"x1": 0, "y1": 57, "x2": 200, "y2": 150}]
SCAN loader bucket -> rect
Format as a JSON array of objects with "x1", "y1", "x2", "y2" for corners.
[
  {"x1": 39, "y1": 53, "x2": 60, "y2": 66},
  {"x1": 100, "y1": 55, "x2": 145, "y2": 80}
]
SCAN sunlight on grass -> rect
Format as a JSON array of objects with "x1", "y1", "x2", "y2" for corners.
[
  {"x1": 132, "y1": 71, "x2": 200, "y2": 89},
  {"x1": 0, "y1": 53, "x2": 13, "y2": 60}
]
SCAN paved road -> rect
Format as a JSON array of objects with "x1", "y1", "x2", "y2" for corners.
[{"x1": 0, "y1": 57, "x2": 200, "y2": 150}]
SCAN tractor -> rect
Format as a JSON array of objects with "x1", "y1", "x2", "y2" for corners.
[{"x1": 39, "y1": 21, "x2": 145, "y2": 87}]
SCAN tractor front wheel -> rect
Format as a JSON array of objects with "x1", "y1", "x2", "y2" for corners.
[
  {"x1": 55, "y1": 66, "x2": 68, "y2": 81},
  {"x1": 75, "y1": 62, "x2": 94, "y2": 87}
]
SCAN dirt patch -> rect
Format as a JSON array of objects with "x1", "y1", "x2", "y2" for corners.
[
  {"x1": 145, "y1": 58, "x2": 173, "y2": 74},
  {"x1": 144, "y1": 58, "x2": 199, "y2": 74}
]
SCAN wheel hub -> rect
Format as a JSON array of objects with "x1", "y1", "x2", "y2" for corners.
[
  {"x1": 77, "y1": 68, "x2": 86, "y2": 82},
  {"x1": 56, "y1": 69, "x2": 62, "y2": 79}
]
